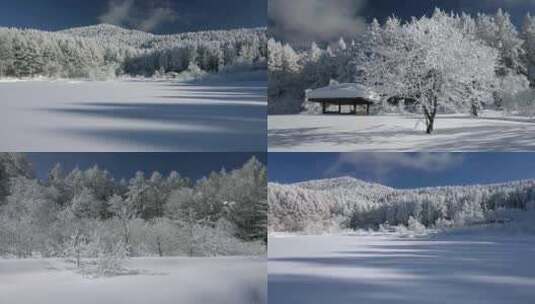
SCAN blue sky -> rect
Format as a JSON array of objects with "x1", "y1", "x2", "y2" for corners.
[
  {"x1": 362, "y1": 0, "x2": 535, "y2": 26},
  {"x1": 27, "y1": 153, "x2": 266, "y2": 181},
  {"x1": 0, "y1": 0, "x2": 266, "y2": 33},
  {"x1": 268, "y1": 153, "x2": 535, "y2": 189},
  {"x1": 270, "y1": 0, "x2": 535, "y2": 43}
]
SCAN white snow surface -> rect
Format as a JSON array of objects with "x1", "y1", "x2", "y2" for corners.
[
  {"x1": 269, "y1": 111, "x2": 535, "y2": 151},
  {"x1": 0, "y1": 79, "x2": 266, "y2": 151},
  {"x1": 268, "y1": 231, "x2": 535, "y2": 304},
  {"x1": 0, "y1": 256, "x2": 266, "y2": 304},
  {"x1": 306, "y1": 83, "x2": 379, "y2": 101}
]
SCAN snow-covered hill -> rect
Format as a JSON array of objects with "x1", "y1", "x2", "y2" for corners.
[
  {"x1": 294, "y1": 176, "x2": 394, "y2": 192},
  {"x1": 0, "y1": 24, "x2": 267, "y2": 79},
  {"x1": 269, "y1": 177, "x2": 535, "y2": 232},
  {"x1": 59, "y1": 24, "x2": 267, "y2": 50},
  {"x1": 59, "y1": 24, "x2": 155, "y2": 48}
]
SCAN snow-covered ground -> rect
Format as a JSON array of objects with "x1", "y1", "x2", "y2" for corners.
[
  {"x1": 268, "y1": 112, "x2": 535, "y2": 151},
  {"x1": 0, "y1": 79, "x2": 266, "y2": 151},
  {"x1": 269, "y1": 231, "x2": 535, "y2": 304},
  {"x1": 0, "y1": 256, "x2": 266, "y2": 304}
]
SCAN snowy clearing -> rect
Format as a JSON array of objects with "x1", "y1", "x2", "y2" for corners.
[
  {"x1": 0, "y1": 79, "x2": 266, "y2": 151},
  {"x1": 268, "y1": 112, "x2": 535, "y2": 151},
  {"x1": 0, "y1": 256, "x2": 266, "y2": 304},
  {"x1": 268, "y1": 231, "x2": 535, "y2": 304}
]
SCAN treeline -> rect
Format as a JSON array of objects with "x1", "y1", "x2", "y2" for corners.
[
  {"x1": 0, "y1": 153, "x2": 267, "y2": 263},
  {"x1": 0, "y1": 24, "x2": 267, "y2": 79},
  {"x1": 268, "y1": 177, "x2": 535, "y2": 233},
  {"x1": 269, "y1": 9, "x2": 535, "y2": 125}
]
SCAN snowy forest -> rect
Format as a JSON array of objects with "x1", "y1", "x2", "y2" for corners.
[
  {"x1": 268, "y1": 9, "x2": 535, "y2": 134},
  {"x1": 0, "y1": 24, "x2": 267, "y2": 79},
  {"x1": 0, "y1": 153, "x2": 266, "y2": 275},
  {"x1": 268, "y1": 176, "x2": 535, "y2": 233}
]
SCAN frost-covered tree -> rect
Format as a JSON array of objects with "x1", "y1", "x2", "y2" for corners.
[
  {"x1": 107, "y1": 194, "x2": 137, "y2": 249},
  {"x1": 358, "y1": 10, "x2": 498, "y2": 132},
  {"x1": 476, "y1": 9, "x2": 525, "y2": 76},
  {"x1": 269, "y1": 176, "x2": 535, "y2": 233},
  {"x1": 269, "y1": 9, "x2": 535, "y2": 118},
  {"x1": 522, "y1": 13, "x2": 535, "y2": 85},
  {"x1": 0, "y1": 24, "x2": 267, "y2": 79},
  {"x1": 0, "y1": 154, "x2": 266, "y2": 259}
]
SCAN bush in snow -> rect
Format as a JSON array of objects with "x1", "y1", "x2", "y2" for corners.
[
  {"x1": 503, "y1": 89, "x2": 535, "y2": 117},
  {"x1": 407, "y1": 217, "x2": 426, "y2": 234},
  {"x1": 94, "y1": 240, "x2": 128, "y2": 276}
]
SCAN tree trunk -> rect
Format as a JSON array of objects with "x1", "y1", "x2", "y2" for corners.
[
  {"x1": 123, "y1": 222, "x2": 129, "y2": 247},
  {"x1": 189, "y1": 224, "x2": 194, "y2": 257},
  {"x1": 74, "y1": 232, "x2": 81, "y2": 268},
  {"x1": 423, "y1": 107, "x2": 435, "y2": 134},
  {"x1": 423, "y1": 96, "x2": 438, "y2": 134},
  {"x1": 156, "y1": 237, "x2": 163, "y2": 257},
  {"x1": 426, "y1": 117, "x2": 434, "y2": 134},
  {"x1": 471, "y1": 102, "x2": 479, "y2": 117}
]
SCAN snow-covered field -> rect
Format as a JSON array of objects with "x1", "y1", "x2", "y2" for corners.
[
  {"x1": 268, "y1": 112, "x2": 535, "y2": 151},
  {"x1": 0, "y1": 79, "x2": 266, "y2": 151},
  {"x1": 269, "y1": 231, "x2": 535, "y2": 304},
  {"x1": 0, "y1": 256, "x2": 266, "y2": 304}
]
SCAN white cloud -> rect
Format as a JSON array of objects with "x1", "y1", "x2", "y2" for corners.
[
  {"x1": 99, "y1": 0, "x2": 135, "y2": 26},
  {"x1": 269, "y1": 0, "x2": 368, "y2": 41},
  {"x1": 98, "y1": 0, "x2": 177, "y2": 32},
  {"x1": 139, "y1": 7, "x2": 177, "y2": 31},
  {"x1": 328, "y1": 153, "x2": 464, "y2": 177}
]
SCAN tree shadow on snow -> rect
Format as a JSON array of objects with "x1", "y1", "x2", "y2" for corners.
[
  {"x1": 37, "y1": 82, "x2": 267, "y2": 151},
  {"x1": 269, "y1": 122, "x2": 535, "y2": 151},
  {"x1": 268, "y1": 237, "x2": 535, "y2": 304}
]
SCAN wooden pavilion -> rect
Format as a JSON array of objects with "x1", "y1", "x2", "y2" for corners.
[{"x1": 306, "y1": 83, "x2": 378, "y2": 115}]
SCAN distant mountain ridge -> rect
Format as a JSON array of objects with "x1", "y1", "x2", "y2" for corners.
[
  {"x1": 294, "y1": 176, "x2": 395, "y2": 192},
  {"x1": 269, "y1": 176, "x2": 535, "y2": 232},
  {"x1": 58, "y1": 24, "x2": 267, "y2": 49}
]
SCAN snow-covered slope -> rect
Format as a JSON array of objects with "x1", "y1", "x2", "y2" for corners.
[
  {"x1": 58, "y1": 24, "x2": 267, "y2": 50},
  {"x1": 294, "y1": 176, "x2": 394, "y2": 193},
  {"x1": 0, "y1": 24, "x2": 267, "y2": 78},
  {"x1": 59, "y1": 24, "x2": 155, "y2": 48},
  {"x1": 269, "y1": 177, "x2": 535, "y2": 232}
]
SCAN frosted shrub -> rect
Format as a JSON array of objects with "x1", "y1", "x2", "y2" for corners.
[
  {"x1": 435, "y1": 218, "x2": 454, "y2": 230},
  {"x1": 302, "y1": 217, "x2": 343, "y2": 234},
  {"x1": 192, "y1": 221, "x2": 266, "y2": 256},
  {"x1": 505, "y1": 89, "x2": 535, "y2": 117},
  {"x1": 95, "y1": 241, "x2": 128, "y2": 276},
  {"x1": 302, "y1": 99, "x2": 322, "y2": 114},
  {"x1": 407, "y1": 217, "x2": 426, "y2": 234}
]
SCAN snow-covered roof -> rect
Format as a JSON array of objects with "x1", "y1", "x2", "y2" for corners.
[{"x1": 306, "y1": 83, "x2": 379, "y2": 101}]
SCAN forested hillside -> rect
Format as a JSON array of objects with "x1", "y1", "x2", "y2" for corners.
[
  {"x1": 0, "y1": 153, "x2": 267, "y2": 261},
  {"x1": 0, "y1": 24, "x2": 267, "y2": 79},
  {"x1": 269, "y1": 177, "x2": 535, "y2": 232}
]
